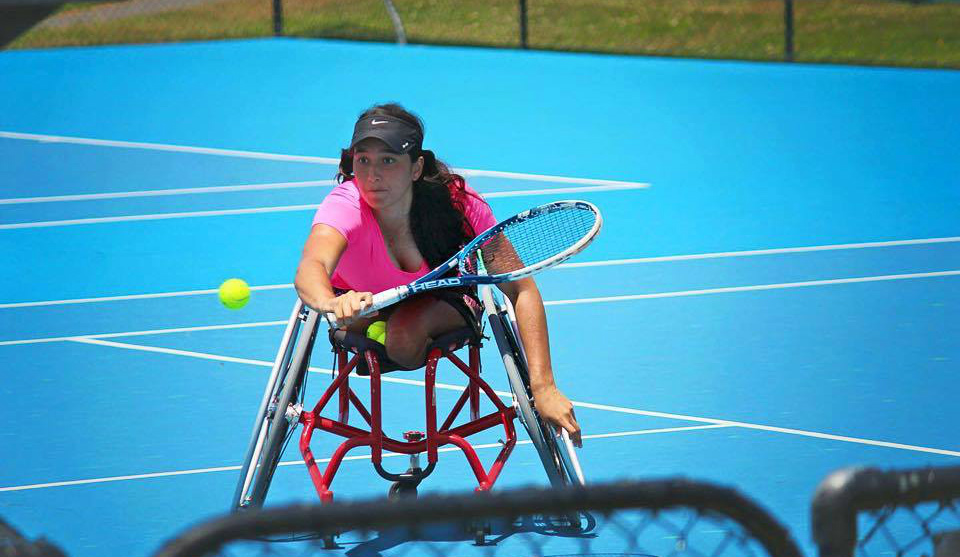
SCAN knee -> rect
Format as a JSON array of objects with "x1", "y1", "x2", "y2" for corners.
[{"x1": 383, "y1": 323, "x2": 427, "y2": 368}]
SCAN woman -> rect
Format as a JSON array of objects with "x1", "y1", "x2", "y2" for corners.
[{"x1": 295, "y1": 103, "x2": 581, "y2": 447}]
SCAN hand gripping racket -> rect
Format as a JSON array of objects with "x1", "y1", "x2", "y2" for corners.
[{"x1": 325, "y1": 200, "x2": 602, "y2": 327}]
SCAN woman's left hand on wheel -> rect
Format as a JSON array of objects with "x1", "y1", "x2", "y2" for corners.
[{"x1": 532, "y1": 386, "x2": 582, "y2": 448}]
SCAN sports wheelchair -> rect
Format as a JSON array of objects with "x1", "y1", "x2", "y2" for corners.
[{"x1": 231, "y1": 286, "x2": 584, "y2": 540}]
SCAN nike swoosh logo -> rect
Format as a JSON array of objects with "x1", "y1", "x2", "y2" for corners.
[{"x1": 371, "y1": 119, "x2": 389, "y2": 125}]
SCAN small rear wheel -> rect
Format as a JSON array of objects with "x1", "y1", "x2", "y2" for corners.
[
  {"x1": 388, "y1": 480, "x2": 418, "y2": 499},
  {"x1": 321, "y1": 533, "x2": 339, "y2": 549},
  {"x1": 470, "y1": 520, "x2": 490, "y2": 546}
]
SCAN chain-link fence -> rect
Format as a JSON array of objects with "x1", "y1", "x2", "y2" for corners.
[
  {"x1": 3, "y1": 0, "x2": 959, "y2": 68},
  {"x1": 812, "y1": 465, "x2": 960, "y2": 557},
  {"x1": 0, "y1": 516, "x2": 69, "y2": 557},
  {"x1": 154, "y1": 478, "x2": 804, "y2": 557}
]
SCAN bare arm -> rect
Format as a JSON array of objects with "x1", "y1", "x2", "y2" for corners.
[
  {"x1": 498, "y1": 277, "x2": 582, "y2": 447},
  {"x1": 294, "y1": 224, "x2": 372, "y2": 324}
]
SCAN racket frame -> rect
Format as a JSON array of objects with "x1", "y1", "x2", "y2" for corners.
[{"x1": 326, "y1": 200, "x2": 601, "y2": 327}]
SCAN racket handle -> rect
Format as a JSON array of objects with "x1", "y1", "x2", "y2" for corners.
[{"x1": 323, "y1": 287, "x2": 408, "y2": 329}]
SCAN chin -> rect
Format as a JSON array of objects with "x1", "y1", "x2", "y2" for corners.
[{"x1": 363, "y1": 193, "x2": 390, "y2": 208}]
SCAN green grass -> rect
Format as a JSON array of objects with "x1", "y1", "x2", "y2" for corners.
[{"x1": 10, "y1": 0, "x2": 960, "y2": 68}]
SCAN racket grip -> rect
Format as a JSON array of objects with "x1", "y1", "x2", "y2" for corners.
[{"x1": 323, "y1": 288, "x2": 407, "y2": 329}]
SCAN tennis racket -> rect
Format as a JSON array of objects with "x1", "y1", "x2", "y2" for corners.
[{"x1": 325, "y1": 200, "x2": 602, "y2": 327}]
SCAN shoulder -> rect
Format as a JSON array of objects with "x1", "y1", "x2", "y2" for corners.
[
  {"x1": 324, "y1": 180, "x2": 362, "y2": 207},
  {"x1": 456, "y1": 181, "x2": 497, "y2": 234},
  {"x1": 311, "y1": 180, "x2": 365, "y2": 239}
]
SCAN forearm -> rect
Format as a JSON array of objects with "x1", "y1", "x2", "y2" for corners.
[
  {"x1": 501, "y1": 278, "x2": 581, "y2": 445},
  {"x1": 509, "y1": 280, "x2": 555, "y2": 394},
  {"x1": 294, "y1": 258, "x2": 337, "y2": 311}
]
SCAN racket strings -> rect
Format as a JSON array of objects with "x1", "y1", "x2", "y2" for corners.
[{"x1": 463, "y1": 206, "x2": 597, "y2": 276}]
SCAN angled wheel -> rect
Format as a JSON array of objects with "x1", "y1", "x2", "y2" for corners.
[
  {"x1": 233, "y1": 303, "x2": 320, "y2": 510},
  {"x1": 388, "y1": 480, "x2": 419, "y2": 500},
  {"x1": 481, "y1": 287, "x2": 585, "y2": 490}
]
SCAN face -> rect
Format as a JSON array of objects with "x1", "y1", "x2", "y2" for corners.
[{"x1": 351, "y1": 138, "x2": 424, "y2": 211}]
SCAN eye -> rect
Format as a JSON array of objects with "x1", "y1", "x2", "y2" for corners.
[
  {"x1": 382, "y1": 156, "x2": 396, "y2": 164},
  {"x1": 355, "y1": 155, "x2": 369, "y2": 164}
]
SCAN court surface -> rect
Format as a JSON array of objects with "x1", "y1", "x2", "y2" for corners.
[{"x1": 1, "y1": 38, "x2": 959, "y2": 556}]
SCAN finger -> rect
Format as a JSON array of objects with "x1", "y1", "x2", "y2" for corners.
[
  {"x1": 570, "y1": 427, "x2": 583, "y2": 449},
  {"x1": 338, "y1": 299, "x2": 354, "y2": 320},
  {"x1": 557, "y1": 416, "x2": 582, "y2": 448}
]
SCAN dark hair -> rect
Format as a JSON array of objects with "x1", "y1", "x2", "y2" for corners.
[{"x1": 337, "y1": 103, "x2": 482, "y2": 269}]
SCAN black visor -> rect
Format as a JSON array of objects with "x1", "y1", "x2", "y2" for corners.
[{"x1": 350, "y1": 115, "x2": 423, "y2": 155}]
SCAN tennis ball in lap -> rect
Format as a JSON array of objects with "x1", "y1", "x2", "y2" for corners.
[
  {"x1": 367, "y1": 320, "x2": 387, "y2": 344},
  {"x1": 219, "y1": 278, "x2": 250, "y2": 309}
]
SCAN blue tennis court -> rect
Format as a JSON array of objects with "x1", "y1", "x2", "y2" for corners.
[{"x1": 1, "y1": 38, "x2": 958, "y2": 556}]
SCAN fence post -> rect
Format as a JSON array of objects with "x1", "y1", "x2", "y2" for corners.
[
  {"x1": 519, "y1": 0, "x2": 528, "y2": 48},
  {"x1": 784, "y1": 0, "x2": 794, "y2": 61},
  {"x1": 272, "y1": 0, "x2": 283, "y2": 36}
]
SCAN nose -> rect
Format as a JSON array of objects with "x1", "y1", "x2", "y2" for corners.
[{"x1": 364, "y1": 163, "x2": 381, "y2": 183}]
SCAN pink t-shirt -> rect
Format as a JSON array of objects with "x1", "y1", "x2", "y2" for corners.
[{"x1": 311, "y1": 180, "x2": 497, "y2": 293}]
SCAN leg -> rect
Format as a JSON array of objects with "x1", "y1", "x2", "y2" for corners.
[{"x1": 384, "y1": 295, "x2": 469, "y2": 369}]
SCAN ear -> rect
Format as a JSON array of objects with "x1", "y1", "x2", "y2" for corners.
[{"x1": 411, "y1": 155, "x2": 425, "y2": 181}]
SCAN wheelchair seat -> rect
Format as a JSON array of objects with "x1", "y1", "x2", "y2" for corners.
[{"x1": 329, "y1": 326, "x2": 478, "y2": 375}]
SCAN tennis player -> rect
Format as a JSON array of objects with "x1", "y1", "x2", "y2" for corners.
[{"x1": 295, "y1": 103, "x2": 581, "y2": 447}]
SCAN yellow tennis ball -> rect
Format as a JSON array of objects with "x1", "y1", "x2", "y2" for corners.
[
  {"x1": 375, "y1": 331, "x2": 386, "y2": 345},
  {"x1": 366, "y1": 320, "x2": 386, "y2": 340},
  {"x1": 219, "y1": 278, "x2": 250, "y2": 309}
]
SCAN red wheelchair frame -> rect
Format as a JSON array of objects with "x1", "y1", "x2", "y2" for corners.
[
  {"x1": 232, "y1": 288, "x2": 582, "y2": 519},
  {"x1": 300, "y1": 325, "x2": 518, "y2": 502}
]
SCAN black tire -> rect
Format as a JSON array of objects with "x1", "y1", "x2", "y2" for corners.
[
  {"x1": 244, "y1": 309, "x2": 320, "y2": 508},
  {"x1": 481, "y1": 287, "x2": 584, "y2": 490},
  {"x1": 500, "y1": 317, "x2": 571, "y2": 488},
  {"x1": 470, "y1": 521, "x2": 490, "y2": 546},
  {"x1": 388, "y1": 480, "x2": 418, "y2": 500},
  {"x1": 232, "y1": 303, "x2": 306, "y2": 511}
]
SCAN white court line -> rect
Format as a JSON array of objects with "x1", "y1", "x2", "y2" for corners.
[
  {"x1": 0, "y1": 321, "x2": 287, "y2": 347},
  {"x1": 0, "y1": 180, "x2": 337, "y2": 205},
  {"x1": 459, "y1": 168, "x2": 645, "y2": 188},
  {"x1": 571, "y1": 401, "x2": 960, "y2": 458},
  {"x1": 481, "y1": 183, "x2": 646, "y2": 198},
  {"x1": 69, "y1": 338, "x2": 479, "y2": 394},
  {"x1": 0, "y1": 183, "x2": 646, "y2": 230},
  {"x1": 560, "y1": 236, "x2": 960, "y2": 268},
  {"x1": 0, "y1": 284, "x2": 291, "y2": 309},
  {"x1": 73, "y1": 338, "x2": 280, "y2": 368},
  {"x1": 0, "y1": 425, "x2": 725, "y2": 492},
  {"x1": 3, "y1": 269, "x2": 959, "y2": 345},
  {"x1": 3, "y1": 236, "x2": 958, "y2": 309},
  {"x1": 0, "y1": 179, "x2": 647, "y2": 206},
  {"x1": 0, "y1": 204, "x2": 321, "y2": 229},
  {"x1": 544, "y1": 270, "x2": 960, "y2": 307},
  {"x1": 46, "y1": 339, "x2": 960, "y2": 460},
  {"x1": 0, "y1": 129, "x2": 648, "y2": 189},
  {"x1": 0, "y1": 131, "x2": 340, "y2": 163}
]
